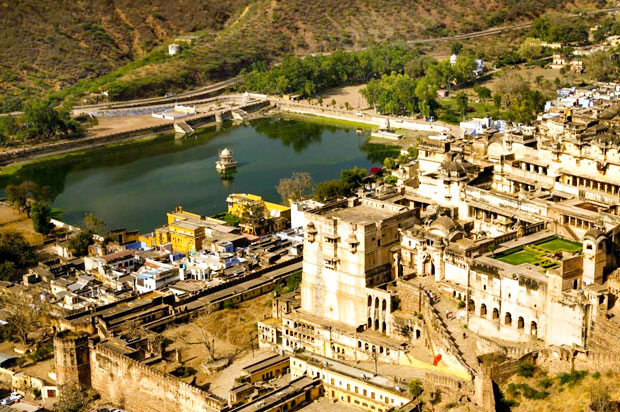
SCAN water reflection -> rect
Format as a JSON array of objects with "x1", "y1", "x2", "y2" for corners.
[{"x1": 0, "y1": 119, "x2": 393, "y2": 231}]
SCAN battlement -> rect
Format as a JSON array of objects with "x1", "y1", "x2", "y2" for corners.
[{"x1": 91, "y1": 344, "x2": 226, "y2": 411}]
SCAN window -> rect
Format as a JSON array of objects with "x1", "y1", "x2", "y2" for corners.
[{"x1": 363, "y1": 389, "x2": 367, "y2": 396}]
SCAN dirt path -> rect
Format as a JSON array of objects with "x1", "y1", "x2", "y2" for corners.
[{"x1": 0, "y1": 203, "x2": 42, "y2": 245}]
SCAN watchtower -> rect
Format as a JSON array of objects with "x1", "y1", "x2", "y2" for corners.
[{"x1": 53, "y1": 331, "x2": 91, "y2": 389}]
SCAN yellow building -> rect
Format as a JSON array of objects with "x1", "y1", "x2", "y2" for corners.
[
  {"x1": 168, "y1": 220, "x2": 204, "y2": 254},
  {"x1": 226, "y1": 193, "x2": 291, "y2": 236},
  {"x1": 144, "y1": 206, "x2": 228, "y2": 254}
]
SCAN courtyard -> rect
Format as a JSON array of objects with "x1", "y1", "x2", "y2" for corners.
[{"x1": 495, "y1": 236, "x2": 582, "y2": 268}]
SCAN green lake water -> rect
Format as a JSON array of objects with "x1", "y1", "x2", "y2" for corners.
[{"x1": 1, "y1": 118, "x2": 398, "y2": 233}]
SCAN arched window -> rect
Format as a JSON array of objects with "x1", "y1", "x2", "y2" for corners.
[
  {"x1": 382, "y1": 321, "x2": 386, "y2": 333},
  {"x1": 492, "y1": 308, "x2": 499, "y2": 320},
  {"x1": 368, "y1": 296, "x2": 372, "y2": 306},
  {"x1": 375, "y1": 297, "x2": 380, "y2": 309},
  {"x1": 530, "y1": 321, "x2": 538, "y2": 337},
  {"x1": 375, "y1": 319, "x2": 379, "y2": 330},
  {"x1": 382, "y1": 299, "x2": 387, "y2": 311},
  {"x1": 368, "y1": 317, "x2": 372, "y2": 328},
  {"x1": 415, "y1": 329, "x2": 421, "y2": 339},
  {"x1": 504, "y1": 312, "x2": 512, "y2": 326},
  {"x1": 517, "y1": 317, "x2": 524, "y2": 330}
]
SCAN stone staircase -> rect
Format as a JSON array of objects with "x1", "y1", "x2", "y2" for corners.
[
  {"x1": 174, "y1": 120, "x2": 194, "y2": 134},
  {"x1": 426, "y1": 289, "x2": 480, "y2": 373},
  {"x1": 232, "y1": 109, "x2": 250, "y2": 121}
]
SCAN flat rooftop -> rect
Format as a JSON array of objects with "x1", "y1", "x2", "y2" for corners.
[
  {"x1": 229, "y1": 376, "x2": 319, "y2": 412},
  {"x1": 323, "y1": 200, "x2": 408, "y2": 225},
  {"x1": 242, "y1": 354, "x2": 289, "y2": 375}
]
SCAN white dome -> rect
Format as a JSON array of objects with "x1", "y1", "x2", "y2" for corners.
[{"x1": 220, "y1": 148, "x2": 232, "y2": 157}]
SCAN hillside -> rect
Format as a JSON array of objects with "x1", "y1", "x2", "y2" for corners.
[{"x1": 0, "y1": 0, "x2": 604, "y2": 106}]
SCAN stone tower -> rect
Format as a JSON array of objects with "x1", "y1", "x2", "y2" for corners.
[
  {"x1": 582, "y1": 229, "x2": 606, "y2": 285},
  {"x1": 53, "y1": 331, "x2": 91, "y2": 389}
]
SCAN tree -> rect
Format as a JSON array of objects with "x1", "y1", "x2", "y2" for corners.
[
  {"x1": 518, "y1": 38, "x2": 544, "y2": 61},
  {"x1": 68, "y1": 231, "x2": 94, "y2": 257},
  {"x1": 453, "y1": 56, "x2": 477, "y2": 84},
  {"x1": 176, "y1": 304, "x2": 218, "y2": 362},
  {"x1": 0, "y1": 232, "x2": 36, "y2": 282},
  {"x1": 22, "y1": 99, "x2": 66, "y2": 139},
  {"x1": 590, "y1": 385, "x2": 612, "y2": 412},
  {"x1": 383, "y1": 157, "x2": 396, "y2": 170},
  {"x1": 1, "y1": 293, "x2": 50, "y2": 345},
  {"x1": 585, "y1": 51, "x2": 619, "y2": 82},
  {"x1": 276, "y1": 172, "x2": 315, "y2": 205},
  {"x1": 450, "y1": 42, "x2": 463, "y2": 56},
  {"x1": 5, "y1": 184, "x2": 28, "y2": 214},
  {"x1": 5, "y1": 181, "x2": 52, "y2": 216},
  {"x1": 55, "y1": 384, "x2": 94, "y2": 412},
  {"x1": 0, "y1": 116, "x2": 19, "y2": 142},
  {"x1": 493, "y1": 94, "x2": 502, "y2": 110},
  {"x1": 238, "y1": 199, "x2": 270, "y2": 232},
  {"x1": 409, "y1": 379, "x2": 423, "y2": 398},
  {"x1": 313, "y1": 180, "x2": 343, "y2": 202},
  {"x1": 340, "y1": 167, "x2": 368, "y2": 196},
  {"x1": 83, "y1": 213, "x2": 105, "y2": 234},
  {"x1": 474, "y1": 86, "x2": 491, "y2": 100},
  {"x1": 31, "y1": 202, "x2": 53, "y2": 235},
  {"x1": 456, "y1": 92, "x2": 469, "y2": 121}
]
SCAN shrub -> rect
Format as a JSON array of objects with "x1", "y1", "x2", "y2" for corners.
[
  {"x1": 457, "y1": 301, "x2": 466, "y2": 309},
  {"x1": 592, "y1": 372, "x2": 601, "y2": 380},
  {"x1": 517, "y1": 361, "x2": 536, "y2": 378},
  {"x1": 557, "y1": 370, "x2": 587, "y2": 387},
  {"x1": 538, "y1": 377, "x2": 552, "y2": 389},
  {"x1": 507, "y1": 383, "x2": 548, "y2": 400}
]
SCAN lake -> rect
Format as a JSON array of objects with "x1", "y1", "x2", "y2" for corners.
[{"x1": 1, "y1": 118, "x2": 398, "y2": 233}]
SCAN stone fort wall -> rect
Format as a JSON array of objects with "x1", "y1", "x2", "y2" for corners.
[{"x1": 89, "y1": 344, "x2": 225, "y2": 412}]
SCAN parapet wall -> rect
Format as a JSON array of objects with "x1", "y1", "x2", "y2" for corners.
[{"x1": 90, "y1": 344, "x2": 225, "y2": 412}]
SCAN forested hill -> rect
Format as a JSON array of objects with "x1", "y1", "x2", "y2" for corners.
[{"x1": 0, "y1": 0, "x2": 603, "y2": 108}]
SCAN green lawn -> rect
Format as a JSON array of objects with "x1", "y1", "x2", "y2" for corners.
[
  {"x1": 495, "y1": 237, "x2": 580, "y2": 268},
  {"x1": 536, "y1": 237, "x2": 582, "y2": 253},
  {"x1": 496, "y1": 249, "x2": 542, "y2": 266},
  {"x1": 439, "y1": 97, "x2": 497, "y2": 123}
]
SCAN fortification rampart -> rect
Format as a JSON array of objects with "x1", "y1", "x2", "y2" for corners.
[{"x1": 90, "y1": 344, "x2": 226, "y2": 412}]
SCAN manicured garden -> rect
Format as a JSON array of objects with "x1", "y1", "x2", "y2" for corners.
[{"x1": 494, "y1": 237, "x2": 582, "y2": 269}]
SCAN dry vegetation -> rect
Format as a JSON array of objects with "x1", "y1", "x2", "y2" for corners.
[
  {"x1": 159, "y1": 294, "x2": 272, "y2": 384},
  {"x1": 500, "y1": 368, "x2": 620, "y2": 412},
  {"x1": 0, "y1": 204, "x2": 43, "y2": 245},
  {"x1": 0, "y1": 0, "x2": 599, "y2": 105}
]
